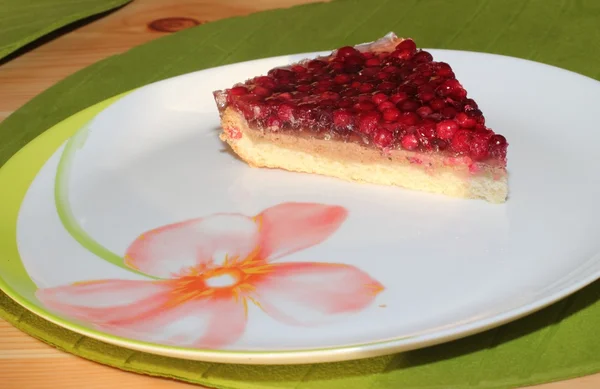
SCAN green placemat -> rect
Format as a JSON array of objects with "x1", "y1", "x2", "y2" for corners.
[
  {"x1": 1, "y1": 0, "x2": 600, "y2": 388},
  {"x1": 0, "y1": 0, "x2": 132, "y2": 60}
]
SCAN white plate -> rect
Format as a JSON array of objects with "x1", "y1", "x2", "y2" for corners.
[{"x1": 2, "y1": 49, "x2": 600, "y2": 365}]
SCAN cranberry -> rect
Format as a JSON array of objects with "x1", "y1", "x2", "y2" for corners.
[
  {"x1": 399, "y1": 111, "x2": 419, "y2": 126},
  {"x1": 463, "y1": 98, "x2": 478, "y2": 111},
  {"x1": 383, "y1": 65, "x2": 399, "y2": 74},
  {"x1": 401, "y1": 133, "x2": 419, "y2": 150},
  {"x1": 413, "y1": 51, "x2": 433, "y2": 63},
  {"x1": 252, "y1": 85, "x2": 272, "y2": 97},
  {"x1": 436, "y1": 62, "x2": 454, "y2": 77},
  {"x1": 359, "y1": 83, "x2": 375, "y2": 93},
  {"x1": 357, "y1": 111, "x2": 381, "y2": 134},
  {"x1": 390, "y1": 92, "x2": 409, "y2": 104},
  {"x1": 375, "y1": 71, "x2": 392, "y2": 80},
  {"x1": 330, "y1": 62, "x2": 345, "y2": 72},
  {"x1": 395, "y1": 39, "x2": 417, "y2": 53},
  {"x1": 341, "y1": 88, "x2": 359, "y2": 97},
  {"x1": 254, "y1": 76, "x2": 276, "y2": 88},
  {"x1": 269, "y1": 68, "x2": 294, "y2": 79},
  {"x1": 436, "y1": 120, "x2": 459, "y2": 140},
  {"x1": 354, "y1": 101, "x2": 376, "y2": 111},
  {"x1": 377, "y1": 81, "x2": 396, "y2": 91},
  {"x1": 417, "y1": 86, "x2": 435, "y2": 102},
  {"x1": 382, "y1": 107, "x2": 401, "y2": 122},
  {"x1": 466, "y1": 108, "x2": 485, "y2": 125},
  {"x1": 456, "y1": 112, "x2": 476, "y2": 128},
  {"x1": 365, "y1": 58, "x2": 381, "y2": 67},
  {"x1": 417, "y1": 123, "x2": 436, "y2": 139},
  {"x1": 372, "y1": 92, "x2": 388, "y2": 104},
  {"x1": 277, "y1": 103, "x2": 294, "y2": 122},
  {"x1": 470, "y1": 133, "x2": 490, "y2": 161},
  {"x1": 377, "y1": 101, "x2": 396, "y2": 111},
  {"x1": 361, "y1": 67, "x2": 379, "y2": 77},
  {"x1": 337, "y1": 46, "x2": 360, "y2": 58},
  {"x1": 333, "y1": 109, "x2": 353, "y2": 128},
  {"x1": 373, "y1": 128, "x2": 394, "y2": 148},
  {"x1": 399, "y1": 99, "x2": 419, "y2": 112},
  {"x1": 266, "y1": 116, "x2": 282, "y2": 129},
  {"x1": 429, "y1": 98, "x2": 446, "y2": 111},
  {"x1": 291, "y1": 65, "x2": 307, "y2": 73},
  {"x1": 278, "y1": 92, "x2": 293, "y2": 100},
  {"x1": 436, "y1": 79, "x2": 462, "y2": 96},
  {"x1": 441, "y1": 106, "x2": 457, "y2": 119},
  {"x1": 413, "y1": 63, "x2": 435, "y2": 77},
  {"x1": 321, "y1": 91, "x2": 340, "y2": 101},
  {"x1": 318, "y1": 78, "x2": 334, "y2": 88},
  {"x1": 334, "y1": 74, "x2": 351, "y2": 84},
  {"x1": 308, "y1": 59, "x2": 327, "y2": 69},
  {"x1": 451, "y1": 129, "x2": 473, "y2": 153},
  {"x1": 229, "y1": 86, "x2": 249, "y2": 96},
  {"x1": 416, "y1": 106, "x2": 433, "y2": 118},
  {"x1": 297, "y1": 84, "x2": 312, "y2": 93},
  {"x1": 391, "y1": 49, "x2": 414, "y2": 61},
  {"x1": 489, "y1": 134, "x2": 508, "y2": 159}
]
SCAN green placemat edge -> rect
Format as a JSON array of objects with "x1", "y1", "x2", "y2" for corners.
[
  {"x1": 1, "y1": 0, "x2": 600, "y2": 388},
  {"x1": 2, "y1": 284, "x2": 600, "y2": 389},
  {"x1": 0, "y1": 0, "x2": 133, "y2": 60}
]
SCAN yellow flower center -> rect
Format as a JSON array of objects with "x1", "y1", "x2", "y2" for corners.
[{"x1": 165, "y1": 248, "x2": 271, "y2": 314}]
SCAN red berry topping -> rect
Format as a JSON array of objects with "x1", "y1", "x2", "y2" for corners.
[
  {"x1": 219, "y1": 36, "x2": 507, "y2": 162},
  {"x1": 451, "y1": 129, "x2": 473, "y2": 153},
  {"x1": 337, "y1": 46, "x2": 360, "y2": 58},
  {"x1": 377, "y1": 101, "x2": 396, "y2": 111},
  {"x1": 373, "y1": 128, "x2": 394, "y2": 148},
  {"x1": 456, "y1": 112, "x2": 476, "y2": 128},
  {"x1": 436, "y1": 120, "x2": 459, "y2": 140},
  {"x1": 414, "y1": 51, "x2": 433, "y2": 63},
  {"x1": 395, "y1": 39, "x2": 417, "y2": 53},
  {"x1": 229, "y1": 86, "x2": 249, "y2": 96},
  {"x1": 401, "y1": 133, "x2": 419, "y2": 150},
  {"x1": 333, "y1": 109, "x2": 353, "y2": 128},
  {"x1": 252, "y1": 85, "x2": 272, "y2": 97},
  {"x1": 372, "y1": 93, "x2": 388, "y2": 105},
  {"x1": 277, "y1": 104, "x2": 294, "y2": 122},
  {"x1": 333, "y1": 74, "x2": 352, "y2": 84},
  {"x1": 291, "y1": 65, "x2": 307, "y2": 73},
  {"x1": 365, "y1": 58, "x2": 381, "y2": 67},
  {"x1": 416, "y1": 106, "x2": 433, "y2": 118},
  {"x1": 382, "y1": 108, "x2": 401, "y2": 122},
  {"x1": 357, "y1": 111, "x2": 380, "y2": 134}
]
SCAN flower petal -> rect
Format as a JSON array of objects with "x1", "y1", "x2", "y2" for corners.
[
  {"x1": 36, "y1": 280, "x2": 172, "y2": 324},
  {"x1": 256, "y1": 203, "x2": 348, "y2": 260},
  {"x1": 99, "y1": 297, "x2": 247, "y2": 348},
  {"x1": 250, "y1": 262, "x2": 383, "y2": 326},
  {"x1": 37, "y1": 280, "x2": 248, "y2": 348},
  {"x1": 125, "y1": 214, "x2": 260, "y2": 278}
]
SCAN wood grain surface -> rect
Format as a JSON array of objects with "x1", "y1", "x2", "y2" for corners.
[{"x1": 0, "y1": 0, "x2": 598, "y2": 388}]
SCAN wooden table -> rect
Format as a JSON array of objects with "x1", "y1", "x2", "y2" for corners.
[{"x1": 0, "y1": 1, "x2": 598, "y2": 387}]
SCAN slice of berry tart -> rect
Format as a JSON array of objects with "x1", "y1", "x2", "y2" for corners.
[{"x1": 213, "y1": 33, "x2": 509, "y2": 203}]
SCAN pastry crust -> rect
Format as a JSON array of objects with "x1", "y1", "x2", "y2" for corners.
[{"x1": 219, "y1": 108, "x2": 508, "y2": 203}]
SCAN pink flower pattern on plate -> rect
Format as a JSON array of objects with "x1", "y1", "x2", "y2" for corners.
[{"x1": 36, "y1": 203, "x2": 384, "y2": 348}]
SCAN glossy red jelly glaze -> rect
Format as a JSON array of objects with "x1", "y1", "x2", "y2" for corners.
[{"x1": 217, "y1": 38, "x2": 508, "y2": 163}]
